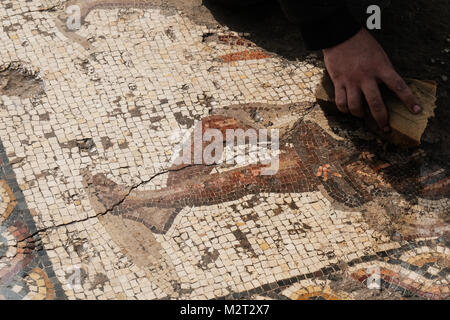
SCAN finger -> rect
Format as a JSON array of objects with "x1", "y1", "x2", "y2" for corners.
[
  {"x1": 346, "y1": 87, "x2": 364, "y2": 118},
  {"x1": 381, "y1": 71, "x2": 421, "y2": 114},
  {"x1": 335, "y1": 86, "x2": 349, "y2": 114},
  {"x1": 362, "y1": 81, "x2": 390, "y2": 132}
]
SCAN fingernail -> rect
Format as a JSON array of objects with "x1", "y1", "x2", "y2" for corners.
[
  {"x1": 413, "y1": 105, "x2": 422, "y2": 113},
  {"x1": 383, "y1": 126, "x2": 391, "y2": 133}
]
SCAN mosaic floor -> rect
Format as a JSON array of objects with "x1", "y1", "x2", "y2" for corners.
[{"x1": 0, "y1": 0, "x2": 449, "y2": 300}]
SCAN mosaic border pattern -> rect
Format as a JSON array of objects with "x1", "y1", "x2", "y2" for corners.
[{"x1": 0, "y1": 139, "x2": 65, "y2": 300}]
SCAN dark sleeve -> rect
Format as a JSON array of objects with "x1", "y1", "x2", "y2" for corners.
[{"x1": 277, "y1": 0, "x2": 362, "y2": 50}]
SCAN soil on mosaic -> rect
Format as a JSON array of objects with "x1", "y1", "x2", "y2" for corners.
[{"x1": 0, "y1": 63, "x2": 44, "y2": 99}]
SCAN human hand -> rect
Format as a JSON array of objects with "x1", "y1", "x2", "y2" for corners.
[{"x1": 323, "y1": 28, "x2": 421, "y2": 133}]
